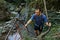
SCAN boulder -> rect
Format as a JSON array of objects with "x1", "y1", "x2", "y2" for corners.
[{"x1": 0, "y1": 3, "x2": 11, "y2": 21}]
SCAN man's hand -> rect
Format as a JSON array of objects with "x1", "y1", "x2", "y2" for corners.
[
  {"x1": 24, "y1": 19, "x2": 32, "y2": 29},
  {"x1": 46, "y1": 22, "x2": 51, "y2": 27},
  {"x1": 48, "y1": 22, "x2": 51, "y2": 27}
]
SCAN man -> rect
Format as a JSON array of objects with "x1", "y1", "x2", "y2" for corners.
[{"x1": 24, "y1": 7, "x2": 51, "y2": 36}]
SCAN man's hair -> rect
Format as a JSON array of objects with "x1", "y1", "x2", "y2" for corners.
[
  {"x1": 35, "y1": 3, "x2": 43, "y2": 12},
  {"x1": 35, "y1": 7, "x2": 41, "y2": 11}
]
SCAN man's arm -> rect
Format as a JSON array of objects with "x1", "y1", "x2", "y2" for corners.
[
  {"x1": 43, "y1": 15, "x2": 51, "y2": 27},
  {"x1": 25, "y1": 14, "x2": 35, "y2": 27},
  {"x1": 25, "y1": 19, "x2": 32, "y2": 27}
]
